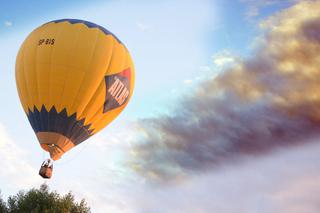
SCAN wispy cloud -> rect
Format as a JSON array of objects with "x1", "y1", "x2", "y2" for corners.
[
  {"x1": 199, "y1": 65, "x2": 211, "y2": 72},
  {"x1": 241, "y1": 0, "x2": 278, "y2": 18},
  {"x1": 183, "y1": 79, "x2": 193, "y2": 85},
  {"x1": 212, "y1": 50, "x2": 237, "y2": 67},
  {"x1": 240, "y1": 0, "x2": 301, "y2": 19},
  {"x1": 128, "y1": 1, "x2": 320, "y2": 181},
  {"x1": 135, "y1": 21, "x2": 151, "y2": 31},
  {"x1": 4, "y1": 21, "x2": 12, "y2": 27}
]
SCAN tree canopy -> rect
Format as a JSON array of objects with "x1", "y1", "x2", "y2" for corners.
[
  {"x1": 0, "y1": 193, "x2": 7, "y2": 213},
  {"x1": 0, "y1": 184, "x2": 90, "y2": 213}
]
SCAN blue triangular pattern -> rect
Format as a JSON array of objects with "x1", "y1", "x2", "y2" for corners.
[
  {"x1": 46, "y1": 19, "x2": 122, "y2": 44},
  {"x1": 27, "y1": 105, "x2": 93, "y2": 145}
]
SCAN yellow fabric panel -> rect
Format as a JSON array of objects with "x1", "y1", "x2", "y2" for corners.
[
  {"x1": 71, "y1": 33, "x2": 115, "y2": 119},
  {"x1": 15, "y1": 44, "x2": 29, "y2": 112},
  {"x1": 128, "y1": 54, "x2": 136, "y2": 101},
  {"x1": 35, "y1": 24, "x2": 58, "y2": 110},
  {"x1": 80, "y1": 81, "x2": 106, "y2": 126},
  {"x1": 91, "y1": 106, "x2": 127, "y2": 134},
  {"x1": 48, "y1": 64, "x2": 70, "y2": 113},
  {"x1": 22, "y1": 27, "x2": 43, "y2": 110},
  {"x1": 59, "y1": 26, "x2": 100, "y2": 115},
  {"x1": 47, "y1": 22, "x2": 82, "y2": 113},
  {"x1": 106, "y1": 42, "x2": 128, "y2": 75},
  {"x1": 58, "y1": 65, "x2": 85, "y2": 114}
]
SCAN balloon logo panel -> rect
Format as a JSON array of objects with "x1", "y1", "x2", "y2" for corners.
[{"x1": 104, "y1": 68, "x2": 131, "y2": 113}]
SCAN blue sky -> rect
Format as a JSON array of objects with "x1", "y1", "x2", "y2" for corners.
[{"x1": 2, "y1": 0, "x2": 320, "y2": 212}]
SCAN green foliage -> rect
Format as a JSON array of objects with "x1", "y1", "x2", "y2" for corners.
[
  {"x1": 0, "y1": 192, "x2": 8, "y2": 213},
  {"x1": 1, "y1": 184, "x2": 90, "y2": 213}
]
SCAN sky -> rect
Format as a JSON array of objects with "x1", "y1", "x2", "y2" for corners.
[{"x1": 1, "y1": 0, "x2": 320, "y2": 212}]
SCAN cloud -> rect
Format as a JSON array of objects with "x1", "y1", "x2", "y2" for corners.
[
  {"x1": 240, "y1": 0, "x2": 301, "y2": 19},
  {"x1": 104, "y1": 140, "x2": 319, "y2": 212},
  {"x1": 135, "y1": 21, "x2": 150, "y2": 31},
  {"x1": 4, "y1": 21, "x2": 12, "y2": 27},
  {"x1": 0, "y1": 123, "x2": 39, "y2": 191},
  {"x1": 212, "y1": 50, "x2": 237, "y2": 67},
  {"x1": 183, "y1": 79, "x2": 193, "y2": 84},
  {"x1": 128, "y1": 1, "x2": 320, "y2": 181},
  {"x1": 199, "y1": 65, "x2": 211, "y2": 72},
  {"x1": 270, "y1": 174, "x2": 320, "y2": 213}
]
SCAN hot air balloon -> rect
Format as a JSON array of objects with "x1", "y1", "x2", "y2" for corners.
[{"x1": 15, "y1": 19, "x2": 135, "y2": 178}]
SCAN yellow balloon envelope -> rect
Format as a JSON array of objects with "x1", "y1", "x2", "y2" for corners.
[{"x1": 15, "y1": 19, "x2": 135, "y2": 160}]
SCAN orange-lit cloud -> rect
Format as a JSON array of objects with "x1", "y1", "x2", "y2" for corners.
[{"x1": 128, "y1": 1, "x2": 320, "y2": 181}]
